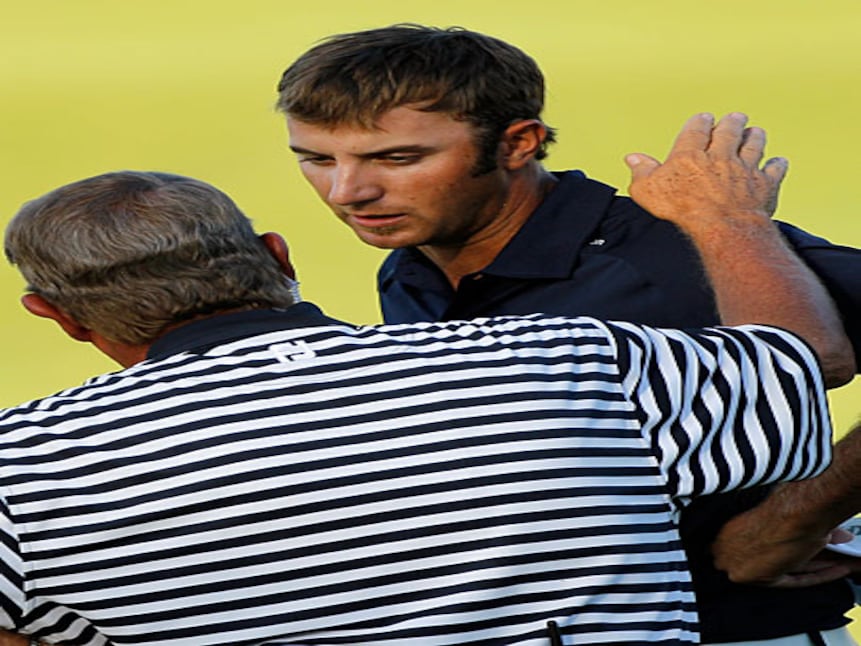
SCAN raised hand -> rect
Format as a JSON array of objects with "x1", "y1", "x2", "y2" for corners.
[{"x1": 625, "y1": 112, "x2": 788, "y2": 230}]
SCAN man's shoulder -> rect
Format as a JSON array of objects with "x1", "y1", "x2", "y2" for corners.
[
  {"x1": 775, "y1": 220, "x2": 859, "y2": 252},
  {"x1": 544, "y1": 170, "x2": 680, "y2": 240},
  {"x1": 502, "y1": 170, "x2": 687, "y2": 270},
  {"x1": 553, "y1": 174, "x2": 853, "y2": 260},
  {"x1": 0, "y1": 367, "x2": 133, "y2": 449},
  {"x1": 548, "y1": 172, "x2": 695, "y2": 264}
]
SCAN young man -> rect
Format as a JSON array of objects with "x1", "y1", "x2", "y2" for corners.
[
  {"x1": 0, "y1": 148, "x2": 847, "y2": 644},
  {"x1": 276, "y1": 24, "x2": 861, "y2": 644}
]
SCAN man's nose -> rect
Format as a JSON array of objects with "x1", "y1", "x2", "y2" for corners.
[{"x1": 328, "y1": 164, "x2": 383, "y2": 206}]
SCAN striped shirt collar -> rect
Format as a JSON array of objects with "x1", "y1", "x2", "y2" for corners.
[{"x1": 146, "y1": 302, "x2": 345, "y2": 360}]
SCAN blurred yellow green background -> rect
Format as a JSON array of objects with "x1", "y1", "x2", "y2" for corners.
[{"x1": 1, "y1": 0, "x2": 860, "y2": 633}]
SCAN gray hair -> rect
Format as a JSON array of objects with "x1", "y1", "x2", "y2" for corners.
[{"x1": 5, "y1": 171, "x2": 299, "y2": 345}]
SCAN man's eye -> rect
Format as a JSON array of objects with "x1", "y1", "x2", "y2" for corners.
[
  {"x1": 298, "y1": 156, "x2": 333, "y2": 166},
  {"x1": 381, "y1": 155, "x2": 419, "y2": 164}
]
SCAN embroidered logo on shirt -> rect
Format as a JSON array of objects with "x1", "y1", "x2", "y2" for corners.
[
  {"x1": 588, "y1": 238, "x2": 606, "y2": 246},
  {"x1": 270, "y1": 341, "x2": 316, "y2": 363}
]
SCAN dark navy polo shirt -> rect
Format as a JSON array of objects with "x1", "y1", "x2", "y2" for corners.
[
  {"x1": 378, "y1": 170, "x2": 861, "y2": 642},
  {"x1": 379, "y1": 170, "x2": 861, "y2": 369}
]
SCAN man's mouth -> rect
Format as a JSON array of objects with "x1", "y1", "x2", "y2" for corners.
[{"x1": 347, "y1": 213, "x2": 407, "y2": 228}]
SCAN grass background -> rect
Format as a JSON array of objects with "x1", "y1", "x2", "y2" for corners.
[{"x1": 1, "y1": 0, "x2": 859, "y2": 634}]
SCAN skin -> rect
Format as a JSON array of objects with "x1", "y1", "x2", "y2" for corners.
[
  {"x1": 287, "y1": 106, "x2": 554, "y2": 288},
  {"x1": 0, "y1": 631, "x2": 34, "y2": 645}
]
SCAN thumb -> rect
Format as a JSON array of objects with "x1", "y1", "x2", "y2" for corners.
[{"x1": 625, "y1": 153, "x2": 661, "y2": 182}]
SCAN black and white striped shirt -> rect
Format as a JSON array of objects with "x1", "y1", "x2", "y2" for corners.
[{"x1": 0, "y1": 305, "x2": 831, "y2": 645}]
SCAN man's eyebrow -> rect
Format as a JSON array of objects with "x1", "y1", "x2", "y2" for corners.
[
  {"x1": 289, "y1": 145, "x2": 326, "y2": 155},
  {"x1": 363, "y1": 145, "x2": 436, "y2": 156}
]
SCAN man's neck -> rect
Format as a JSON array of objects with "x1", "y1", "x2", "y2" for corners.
[
  {"x1": 419, "y1": 167, "x2": 557, "y2": 289},
  {"x1": 95, "y1": 304, "x2": 302, "y2": 368},
  {"x1": 91, "y1": 333, "x2": 151, "y2": 368}
]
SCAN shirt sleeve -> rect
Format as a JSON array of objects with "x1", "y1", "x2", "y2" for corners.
[
  {"x1": 604, "y1": 320, "x2": 833, "y2": 504},
  {"x1": 0, "y1": 496, "x2": 25, "y2": 630}
]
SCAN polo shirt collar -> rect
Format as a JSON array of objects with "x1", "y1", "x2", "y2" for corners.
[
  {"x1": 488, "y1": 171, "x2": 617, "y2": 278},
  {"x1": 382, "y1": 170, "x2": 618, "y2": 285},
  {"x1": 146, "y1": 302, "x2": 344, "y2": 360}
]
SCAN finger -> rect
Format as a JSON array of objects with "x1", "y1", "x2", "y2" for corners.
[
  {"x1": 669, "y1": 113, "x2": 715, "y2": 154},
  {"x1": 624, "y1": 153, "x2": 661, "y2": 182},
  {"x1": 708, "y1": 112, "x2": 748, "y2": 157},
  {"x1": 762, "y1": 157, "x2": 789, "y2": 185},
  {"x1": 739, "y1": 126, "x2": 766, "y2": 167}
]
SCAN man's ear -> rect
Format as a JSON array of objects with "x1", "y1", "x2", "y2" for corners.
[
  {"x1": 21, "y1": 293, "x2": 93, "y2": 342},
  {"x1": 259, "y1": 232, "x2": 297, "y2": 280},
  {"x1": 500, "y1": 119, "x2": 547, "y2": 170}
]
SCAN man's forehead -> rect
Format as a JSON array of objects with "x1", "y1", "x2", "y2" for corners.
[{"x1": 287, "y1": 107, "x2": 474, "y2": 149}]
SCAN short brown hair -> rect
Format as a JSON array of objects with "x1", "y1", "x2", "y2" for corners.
[
  {"x1": 276, "y1": 24, "x2": 556, "y2": 164},
  {"x1": 5, "y1": 171, "x2": 299, "y2": 345}
]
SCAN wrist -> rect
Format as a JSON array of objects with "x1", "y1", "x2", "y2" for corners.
[{"x1": 674, "y1": 208, "x2": 775, "y2": 239}]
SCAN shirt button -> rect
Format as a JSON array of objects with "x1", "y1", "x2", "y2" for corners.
[{"x1": 471, "y1": 274, "x2": 484, "y2": 280}]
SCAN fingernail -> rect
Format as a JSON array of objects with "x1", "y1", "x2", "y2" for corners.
[{"x1": 625, "y1": 154, "x2": 641, "y2": 166}]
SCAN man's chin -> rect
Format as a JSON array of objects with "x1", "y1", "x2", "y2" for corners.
[{"x1": 352, "y1": 227, "x2": 418, "y2": 250}]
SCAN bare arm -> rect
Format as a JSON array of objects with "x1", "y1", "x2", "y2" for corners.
[
  {"x1": 624, "y1": 112, "x2": 855, "y2": 387},
  {"x1": 711, "y1": 420, "x2": 861, "y2": 586}
]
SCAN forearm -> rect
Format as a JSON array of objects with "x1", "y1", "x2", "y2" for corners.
[
  {"x1": 679, "y1": 212, "x2": 855, "y2": 387},
  {"x1": 770, "y1": 422, "x2": 861, "y2": 535},
  {"x1": 713, "y1": 422, "x2": 861, "y2": 584}
]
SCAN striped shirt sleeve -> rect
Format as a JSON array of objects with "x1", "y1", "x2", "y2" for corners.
[{"x1": 602, "y1": 321, "x2": 832, "y2": 503}]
